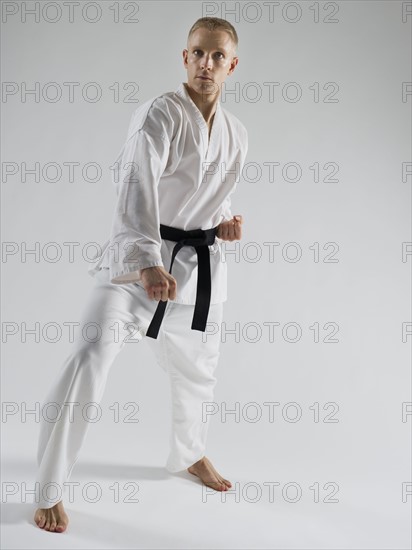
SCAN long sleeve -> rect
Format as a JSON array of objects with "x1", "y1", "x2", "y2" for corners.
[
  {"x1": 108, "y1": 98, "x2": 173, "y2": 284},
  {"x1": 219, "y1": 126, "x2": 248, "y2": 225},
  {"x1": 220, "y1": 194, "x2": 234, "y2": 223}
]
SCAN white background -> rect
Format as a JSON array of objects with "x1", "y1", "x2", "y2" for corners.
[{"x1": 1, "y1": 0, "x2": 411, "y2": 548}]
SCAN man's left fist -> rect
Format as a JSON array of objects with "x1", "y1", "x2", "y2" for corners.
[{"x1": 216, "y1": 215, "x2": 243, "y2": 241}]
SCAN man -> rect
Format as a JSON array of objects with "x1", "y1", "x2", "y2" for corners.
[{"x1": 34, "y1": 16, "x2": 248, "y2": 533}]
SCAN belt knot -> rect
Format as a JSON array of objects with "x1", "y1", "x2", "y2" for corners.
[{"x1": 145, "y1": 223, "x2": 218, "y2": 339}]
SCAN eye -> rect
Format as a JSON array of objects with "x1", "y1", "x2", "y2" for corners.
[
  {"x1": 193, "y1": 49, "x2": 202, "y2": 56},
  {"x1": 215, "y1": 52, "x2": 224, "y2": 59}
]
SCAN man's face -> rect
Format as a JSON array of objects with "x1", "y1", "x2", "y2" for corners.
[{"x1": 183, "y1": 27, "x2": 238, "y2": 97}]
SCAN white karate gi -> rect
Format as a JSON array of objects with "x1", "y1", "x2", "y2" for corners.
[
  {"x1": 34, "y1": 82, "x2": 248, "y2": 509},
  {"x1": 88, "y1": 81, "x2": 248, "y2": 303}
]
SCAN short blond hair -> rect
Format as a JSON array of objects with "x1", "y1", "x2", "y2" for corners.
[{"x1": 187, "y1": 17, "x2": 238, "y2": 54}]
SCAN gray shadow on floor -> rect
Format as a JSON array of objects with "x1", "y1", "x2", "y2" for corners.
[{"x1": 3, "y1": 457, "x2": 196, "y2": 484}]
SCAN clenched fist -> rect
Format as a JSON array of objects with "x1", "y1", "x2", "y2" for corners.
[
  {"x1": 140, "y1": 266, "x2": 177, "y2": 302},
  {"x1": 216, "y1": 215, "x2": 243, "y2": 241}
]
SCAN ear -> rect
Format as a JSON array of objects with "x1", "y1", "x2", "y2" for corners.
[
  {"x1": 227, "y1": 56, "x2": 239, "y2": 76},
  {"x1": 182, "y1": 49, "x2": 188, "y2": 67}
]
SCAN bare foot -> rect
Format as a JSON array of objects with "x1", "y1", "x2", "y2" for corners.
[
  {"x1": 187, "y1": 456, "x2": 232, "y2": 491},
  {"x1": 34, "y1": 500, "x2": 68, "y2": 532}
]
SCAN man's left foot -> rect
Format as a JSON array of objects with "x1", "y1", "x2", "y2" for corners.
[{"x1": 187, "y1": 456, "x2": 232, "y2": 491}]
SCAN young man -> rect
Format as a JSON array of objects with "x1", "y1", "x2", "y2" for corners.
[{"x1": 34, "y1": 17, "x2": 248, "y2": 533}]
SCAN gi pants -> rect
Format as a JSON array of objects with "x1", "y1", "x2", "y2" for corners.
[{"x1": 34, "y1": 268, "x2": 223, "y2": 509}]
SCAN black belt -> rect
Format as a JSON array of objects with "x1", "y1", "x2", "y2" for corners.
[{"x1": 145, "y1": 223, "x2": 218, "y2": 339}]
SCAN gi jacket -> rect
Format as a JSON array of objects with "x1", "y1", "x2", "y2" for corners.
[{"x1": 88, "y1": 81, "x2": 248, "y2": 305}]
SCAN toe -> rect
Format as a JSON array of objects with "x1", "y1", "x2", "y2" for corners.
[
  {"x1": 217, "y1": 477, "x2": 230, "y2": 490},
  {"x1": 56, "y1": 523, "x2": 66, "y2": 533},
  {"x1": 207, "y1": 480, "x2": 226, "y2": 491},
  {"x1": 35, "y1": 513, "x2": 45, "y2": 528},
  {"x1": 49, "y1": 522, "x2": 57, "y2": 532}
]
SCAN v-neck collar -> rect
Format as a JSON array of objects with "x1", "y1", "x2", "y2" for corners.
[{"x1": 175, "y1": 82, "x2": 221, "y2": 155}]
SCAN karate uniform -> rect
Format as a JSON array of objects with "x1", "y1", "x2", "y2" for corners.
[
  {"x1": 34, "y1": 82, "x2": 248, "y2": 509},
  {"x1": 88, "y1": 81, "x2": 248, "y2": 300}
]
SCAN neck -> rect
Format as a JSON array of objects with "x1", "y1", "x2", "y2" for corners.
[{"x1": 184, "y1": 82, "x2": 219, "y2": 125}]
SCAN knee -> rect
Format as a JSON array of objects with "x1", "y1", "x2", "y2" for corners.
[{"x1": 69, "y1": 339, "x2": 115, "y2": 376}]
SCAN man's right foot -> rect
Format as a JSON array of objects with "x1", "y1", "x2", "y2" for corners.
[{"x1": 34, "y1": 500, "x2": 68, "y2": 532}]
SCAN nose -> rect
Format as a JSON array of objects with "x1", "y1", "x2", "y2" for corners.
[{"x1": 200, "y1": 54, "x2": 213, "y2": 69}]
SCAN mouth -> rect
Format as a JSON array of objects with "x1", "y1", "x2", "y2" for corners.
[{"x1": 197, "y1": 76, "x2": 213, "y2": 81}]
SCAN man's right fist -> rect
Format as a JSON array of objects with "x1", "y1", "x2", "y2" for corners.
[{"x1": 140, "y1": 266, "x2": 177, "y2": 302}]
